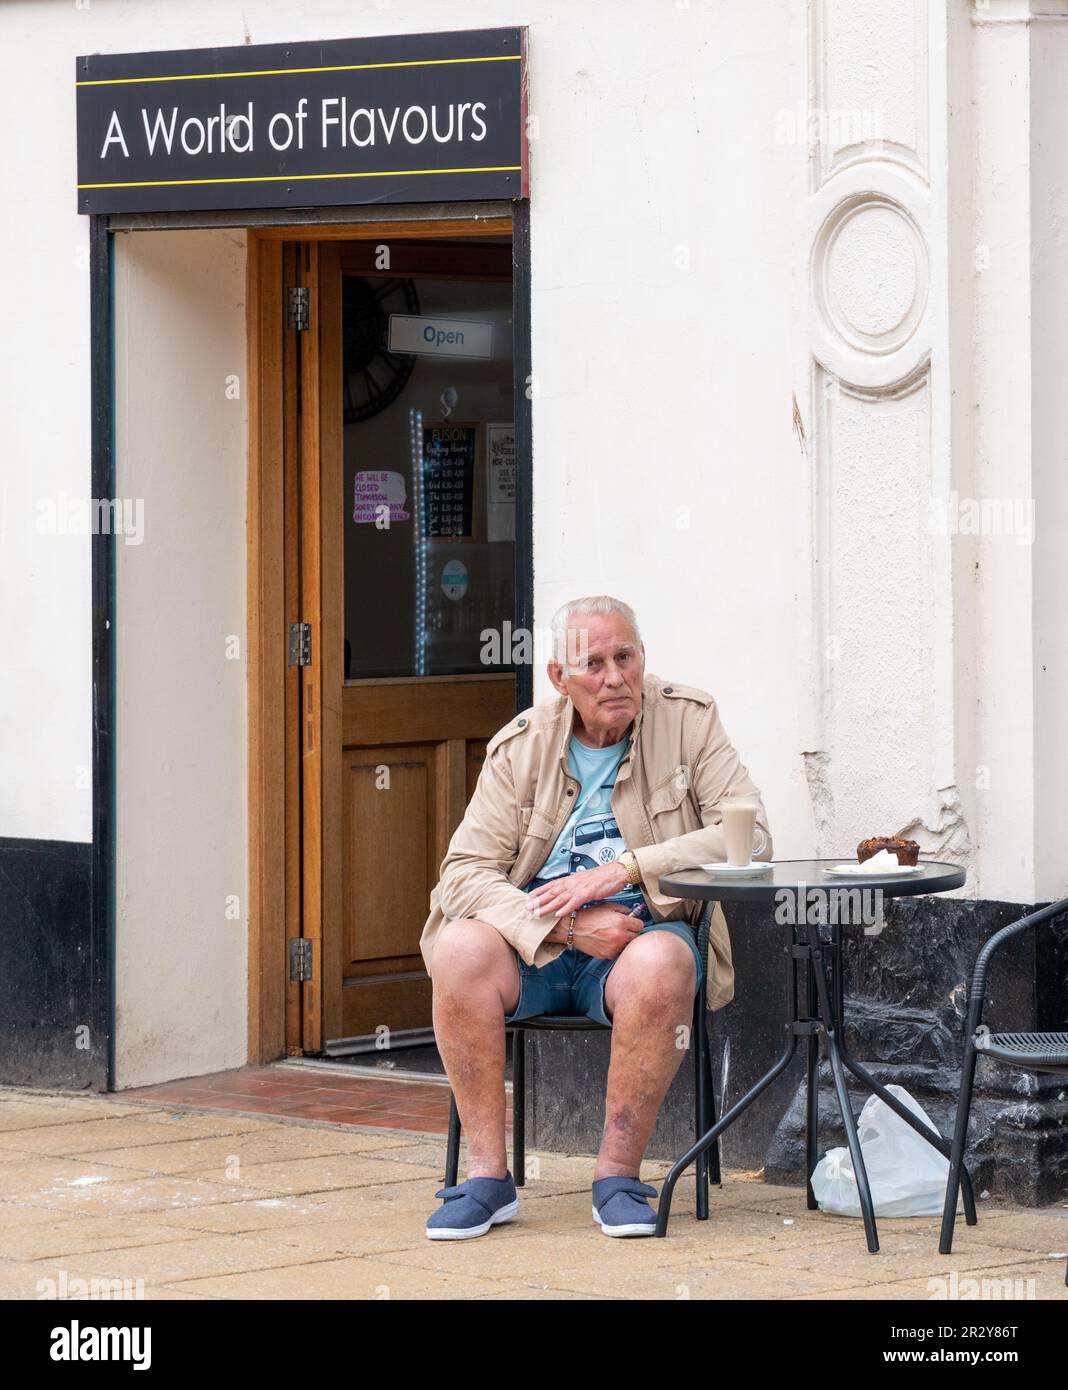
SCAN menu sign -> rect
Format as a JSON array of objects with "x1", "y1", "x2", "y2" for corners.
[
  {"x1": 422, "y1": 423, "x2": 476, "y2": 538},
  {"x1": 486, "y1": 422, "x2": 515, "y2": 542}
]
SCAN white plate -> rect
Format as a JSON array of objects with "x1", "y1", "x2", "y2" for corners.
[
  {"x1": 698, "y1": 861, "x2": 774, "y2": 876},
  {"x1": 821, "y1": 862, "x2": 925, "y2": 878}
]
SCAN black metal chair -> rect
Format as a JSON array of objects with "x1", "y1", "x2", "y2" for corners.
[
  {"x1": 444, "y1": 903, "x2": 721, "y2": 1218},
  {"x1": 939, "y1": 896, "x2": 1068, "y2": 1284}
]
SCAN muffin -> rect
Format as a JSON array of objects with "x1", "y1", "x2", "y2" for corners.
[{"x1": 857, "y1": 836, "x2": 920, "y2": 866}]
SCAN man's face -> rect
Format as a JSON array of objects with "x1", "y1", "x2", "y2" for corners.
[{"x1": 548, "y1": 611, "x2": 645, "y2": 743}]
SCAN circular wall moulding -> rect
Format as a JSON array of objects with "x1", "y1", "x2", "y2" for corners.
[{"x1": 812, "y1": 194, "x2": 928, "y2": 356}]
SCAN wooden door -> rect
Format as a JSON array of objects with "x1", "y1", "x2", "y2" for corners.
[{"x1": 292, "y1": 230, "x2": 518, "y2": 1052}]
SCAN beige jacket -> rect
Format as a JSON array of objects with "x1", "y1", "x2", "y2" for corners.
[{"x1": 419, "y1": 671, "x2": 773, "y2": 1012}]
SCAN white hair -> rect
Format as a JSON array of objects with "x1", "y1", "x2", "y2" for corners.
[{"x1": 550, "y1": 595, "x2": 642, "y2": 667}]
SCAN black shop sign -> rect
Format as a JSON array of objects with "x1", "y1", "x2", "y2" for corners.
[{"x1": 76, "y1": 27, "x2": 527, "y2": 215}]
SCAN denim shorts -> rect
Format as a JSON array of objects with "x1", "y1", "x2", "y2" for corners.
[{"x1": 503, "y1": 921, "x2": 705, "y2": 1028}]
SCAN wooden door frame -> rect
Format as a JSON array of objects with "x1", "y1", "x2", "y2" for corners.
[{"x1": 246, "y1": 211, "x2": 530, "y2": 1063}]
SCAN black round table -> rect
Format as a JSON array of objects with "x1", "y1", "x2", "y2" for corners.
[{"x1": 654, "y1": 858, "x2": 975, "y2": 1251}]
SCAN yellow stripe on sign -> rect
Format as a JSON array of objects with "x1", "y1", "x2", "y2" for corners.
[
  {"x1": 76, "y1": 54, "x2": 521, "y2": 87},
  {"x1": 78, "y1": 165, "x2": 522, "y2": 191}
]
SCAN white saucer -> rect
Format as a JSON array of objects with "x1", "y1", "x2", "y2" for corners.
[
  {"x1": 699, "y1": 861, "x2": 773, "y2": 876},
  {"x1": 821, "y1": 862, "x2": 925, "y2": 878}
]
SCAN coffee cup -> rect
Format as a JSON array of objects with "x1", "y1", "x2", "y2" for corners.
[{"x1": 721, "y1": 795, "x2": 759, "y2": 867}]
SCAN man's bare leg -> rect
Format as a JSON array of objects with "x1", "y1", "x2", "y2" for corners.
[
  {"x1": 431, "y1": 919, "x2": 521, "y2": 1180},
  {"x1": 594, "y1": 931, "x2": 696, "y2": 1179}
]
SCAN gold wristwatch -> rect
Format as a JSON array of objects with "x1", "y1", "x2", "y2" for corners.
[
  {"x1": 618, "y1": 850, "x2": 642, "y2": 886},
  {"x1": 566, "y1": 912, "x2": 576, "y2": 949}
]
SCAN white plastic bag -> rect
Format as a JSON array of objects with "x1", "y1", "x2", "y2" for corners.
[{"x1": 810, "y1": 1084, "x2": 955, "y2": 1218}]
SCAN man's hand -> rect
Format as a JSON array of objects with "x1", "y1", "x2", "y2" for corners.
[
  {"x1": 547, "y1": 903, "x2": 643, "y2": 959},
  {"x1": 527, "y1": 862, "x2": 630, "y2": 918}
]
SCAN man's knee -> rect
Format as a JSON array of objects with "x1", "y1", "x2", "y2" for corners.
[
  {"x1": 433, "y1": 918, "x2": 513, "y2": 984},
  {"x1": 611, "y1": 931, "x2": 695, "y2": 1006}
]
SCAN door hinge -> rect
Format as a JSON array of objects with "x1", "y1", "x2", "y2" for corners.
[
  {"x1": 289, "y1": 938, "x2": 314, "y2": 983},
  {"x1": 288, "y1": 621, "x2": 312, "y2": 667},
  {"x1": 286, "y1": 285, "x2": 310, "y2": 331}
]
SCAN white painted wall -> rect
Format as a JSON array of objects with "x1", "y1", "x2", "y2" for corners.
[
  {"x1": 113, "y1": 229, "x2": 248, "y2": 1087},
  {"x1": 1030, "y1": 8, "x2": 1068, "y2": 904},
  {"x1": 527, "y1": 1, "x2": 811, "y2": 871},
  {"x1": 963, "y1": 0, "x2": 1068, "y2": 904},
  {"x1": 0, "y1": 2, "x2": 96, "y2": 842}
]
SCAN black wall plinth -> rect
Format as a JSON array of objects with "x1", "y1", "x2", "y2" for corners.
[{"x1": 0, "y1": 837, "x2": 103, "y2": 1090}]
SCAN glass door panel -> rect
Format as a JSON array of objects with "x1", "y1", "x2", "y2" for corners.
[{"x1": 341, "y1": 266, "x2": 516, "y2": 679}]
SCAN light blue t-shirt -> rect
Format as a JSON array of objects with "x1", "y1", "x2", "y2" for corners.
[{"x1": 525, "y1": 730, "x2": 650, "y2": 921}]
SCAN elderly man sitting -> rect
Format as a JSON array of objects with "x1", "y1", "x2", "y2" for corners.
[{"x1": 419, "y1": 595, "x2": 772, "y2": 1238}]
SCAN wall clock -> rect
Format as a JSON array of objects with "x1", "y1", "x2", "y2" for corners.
[{"x1": 342, "y1": 276, "x2": 420, "y2": 424}]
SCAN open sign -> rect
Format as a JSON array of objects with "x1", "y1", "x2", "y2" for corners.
[{"x1": 388, "y1": 314, "x2": 494, "y2": 359}]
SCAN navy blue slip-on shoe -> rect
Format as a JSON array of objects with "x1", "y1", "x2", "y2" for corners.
[
  {"x1": 426, "y1": 1171, "x2": 519, "y2": 1240},
  {"x1": 591, "y1": 1175, "x2": 659, "y2": 1237}
]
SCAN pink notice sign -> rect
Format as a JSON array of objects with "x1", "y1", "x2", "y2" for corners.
[{"x1": 353, "y1": 470, "x2": 410, "y2": 524}]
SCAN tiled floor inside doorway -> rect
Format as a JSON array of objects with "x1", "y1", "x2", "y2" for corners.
[{"x1": 117, "y1": 1047, "x2": 514, "y2": 1137}]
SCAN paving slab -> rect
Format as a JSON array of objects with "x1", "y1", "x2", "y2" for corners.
[
  {"x1": 0, "y1": 1212, "x2": 237, "y2": 1261},
  {"x1": 202, "y1": 1152, "x2": 441, "y2": 1196},
  {"x1": 72, "y1": 1126, "x2": 415, "y2": 1177},
  {"x1": 0, "y1": 1169, "x2": 269, "y2": 1216},
  {"x1": 2, "y1": 1231, "x2": 351, "y2": 1298},
  {"x1": 789, "y1": 1259, "x2": 1068, "y2": 1301},
  {"x1": 0, "y1": 1102, "x2": 163, "y2": 1134},
  {"x1": 939, "y1": 1207, "x2": 1068, "y2": 1256},
  {"x1": 158, "y1": 1257, "x2": 539, "y2": 1301},
  {"x1": 742, "y1": 1231, "x2": 1049, "y2": 1286},
  {"x1": 0, "y1": 1114, "x2": 266, "y2": 1158}
]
